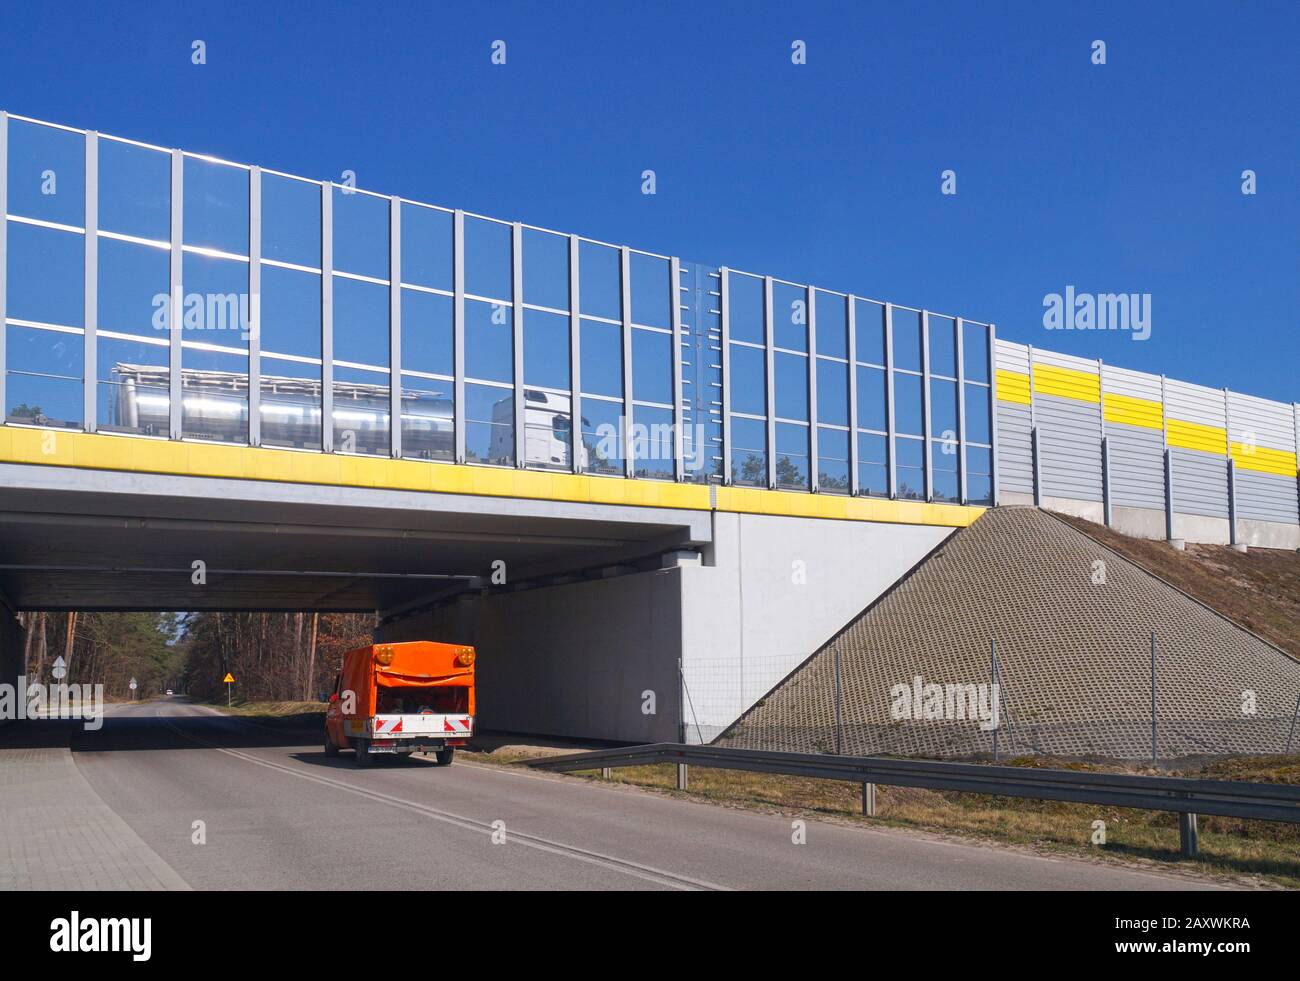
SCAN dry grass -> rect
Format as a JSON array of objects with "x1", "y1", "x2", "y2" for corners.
[{"x1": 209, "y1": 700, "x2": 326, "y2": 719}]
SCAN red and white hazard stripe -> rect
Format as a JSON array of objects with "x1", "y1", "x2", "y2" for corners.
[{"x1": 374, "y1": 717, "x2": 404, "y2": 734}]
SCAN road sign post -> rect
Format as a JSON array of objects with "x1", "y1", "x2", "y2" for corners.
[
  {"x1": 128, "y1": 677, "x2": 138, "y2": 701},
  {"x1": 223, "y1": 672, "x2": 235, "y2": 706}
]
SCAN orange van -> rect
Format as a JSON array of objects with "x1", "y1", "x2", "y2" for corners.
[{"x1": 324, "y1": 642, "x2": 476, "y2": 767}]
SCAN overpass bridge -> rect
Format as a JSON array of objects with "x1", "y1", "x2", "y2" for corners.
[{"x1": 1, "y1": 110, "x2": 1296, "y2": 742}]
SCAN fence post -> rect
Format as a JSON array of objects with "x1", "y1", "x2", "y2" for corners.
[
  {"x1": 998, "y1": 661, "x2": 1017, "y2": 756},
  {"x1": 1151, "y1": 632, "x2": 1158, "y2": 765},
  {"x1": 1286, "y1": 694, "x2": 1300, "y2": 755},
  {"x1": 834, "y1": 646, "x2": 843, "y2": 755},
  {"x1": 677, "y1": 658, "x2": 689, "y2": 790},
  {"x1": 678, "y1": 656, "x2": 705, "y2": 746},
  {"x1": 991, "y1": 639, "x2": 999, "y2": 762}
]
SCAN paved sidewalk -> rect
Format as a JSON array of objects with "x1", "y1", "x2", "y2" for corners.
[{"x1": 0, "y1": 727, "x2": 190, "y2": 890}]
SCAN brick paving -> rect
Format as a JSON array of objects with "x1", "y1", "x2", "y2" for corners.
[
  {"x1": 720, "y1": 507, "x2": 1300, "y2": 759},
  {"x1": 0, "y1": 726, "x2": 189, "y2": 890}
]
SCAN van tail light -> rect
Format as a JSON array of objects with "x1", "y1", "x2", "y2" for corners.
[{"x1": 328, "y1": 693, "x2": 339, "y2": 703}]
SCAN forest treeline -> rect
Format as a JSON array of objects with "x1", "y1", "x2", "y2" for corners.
[{"x1": 18, "y1": 611, "x2": 376, "y2": 702}]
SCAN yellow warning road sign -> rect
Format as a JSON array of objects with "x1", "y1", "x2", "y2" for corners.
[{"x1": 222, "y1": 673, "x2": 235, "y2": 683}]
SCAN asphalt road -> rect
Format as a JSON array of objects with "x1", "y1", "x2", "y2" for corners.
[{"x1": 64, "y1": 698, "x2": 1219, "y2": 891}]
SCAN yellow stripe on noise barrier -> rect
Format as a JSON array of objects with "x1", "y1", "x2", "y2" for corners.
[
  {"x1": 1031, "y1": 364, "x2": 1101, "y2": 404},
  {"x1": 1231, "y1": 442, "x2": 1298, "y2": 477},
  {"x1": 996, "y1": 370, "x2": 1031, "y2": 405},
  {"x1": 1166, "y1": 418, "x2": 1227, "y2": 456},
  {"x1": 1102, "y1": 393, "x2": 1163, "y2": 431}
]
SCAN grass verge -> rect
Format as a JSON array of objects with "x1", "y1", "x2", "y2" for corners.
[{"x1": 207, "y1": 699, "x2": 325, "y2": 718}]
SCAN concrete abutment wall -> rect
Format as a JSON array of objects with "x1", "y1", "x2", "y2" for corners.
[{"x1": 378, "y1": 513, "x2": 955, "y2": 743}]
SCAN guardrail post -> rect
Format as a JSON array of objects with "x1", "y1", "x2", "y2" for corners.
[
  {"x1": 1179, "y1": 812, "x2": 1198, "y2": 858},
  {"x1": 862, "y1": 782, "x2": 877, "y2": 817}
]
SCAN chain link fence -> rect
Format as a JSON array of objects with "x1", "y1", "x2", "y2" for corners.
[{"x1": 690, "y1": 636, "x2": 1300, "y2": 761}]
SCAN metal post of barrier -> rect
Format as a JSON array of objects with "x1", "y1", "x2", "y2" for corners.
[
  {"x1": 999, "y1": 660, "x2": 1017, "y2": 756},
  {"x1": 1031, "y1": 427, "x2": 1043, "y2": 508},
  {"x1": 681, "y1": 654, "x2": 691, "y2": 748},
  {"x1": 834, "y1": 646, "x2": 843, "y2": 755},
  {"x1": 1101, "y1": 435, "x2": 1113, "y2": 527},
  {"x1": 1179, "y1": 811, "x2": 1199, "y2": 858},
  {"x1": 1286, "y1": 694, "x2": 1300, "y2": 755},
  {"x1": 676, "y1": 657, "x2": 689, "y2": 790},
  {"x1": 1151, "y1": 632, "x2": 1158, "y2": 765}
]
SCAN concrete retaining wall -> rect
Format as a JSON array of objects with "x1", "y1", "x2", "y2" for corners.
[{"x1": 679, "y1": 513, "x2": 954, "y2": 741}]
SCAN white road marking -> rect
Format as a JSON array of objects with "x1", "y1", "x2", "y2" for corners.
[{"x1": 154, "y1": 709, "x2": 729, "y2": 892}]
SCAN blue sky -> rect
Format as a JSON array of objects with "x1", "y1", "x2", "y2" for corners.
[{"x1": 2, "y1": 0, "x2": 1296, "y2": 401}]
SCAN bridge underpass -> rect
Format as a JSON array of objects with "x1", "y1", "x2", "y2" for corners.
[
  {"x1": 0, "y1": 448, "x2": 971, "y2": 744},
  {"x1": 0, "y1": 459, "x2": 713, "y2": 612}
]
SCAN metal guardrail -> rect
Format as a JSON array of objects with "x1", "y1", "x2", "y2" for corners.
[{"x1": 524, "y1": 743, "x2": 1300, "y2": 856}]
